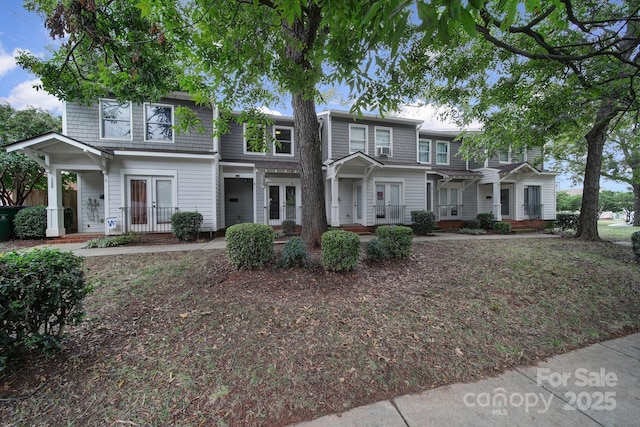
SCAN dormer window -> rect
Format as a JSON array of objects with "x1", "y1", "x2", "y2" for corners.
[
  {"x1": 100, "y1": 100, "x2": 131, "y2": 140},
  {"x1": 349, "y1": 124, "x2": 368, "y2": 153},
  {"x1": 273, "y1": 126, "x2": 294, "y2": 156},
  {"x1": 144, "y1": 103, "x2": 174, "y2": 142}
]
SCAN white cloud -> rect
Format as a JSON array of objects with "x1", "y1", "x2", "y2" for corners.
[
  {"x1": 392, "y1": 102, "x2": 483, "y2": 132},
  {"x1": 1, "y1": 79, "x2": 62, "y2": 114},
  {"x1": 0, "y1": 45, "x2": 20, "y2": 78},
  {"x1": 257, "y1": 106, "x2": 283, "y2": 116}
]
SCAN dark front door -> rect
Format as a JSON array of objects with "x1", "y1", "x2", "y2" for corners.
[{"x1": 500, "y1": 188, "x2": 510, "y2": 218}]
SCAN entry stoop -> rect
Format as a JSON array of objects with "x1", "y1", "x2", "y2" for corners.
[{"x1": 46, "y1": 233, "x2": 104, "y2": 244}]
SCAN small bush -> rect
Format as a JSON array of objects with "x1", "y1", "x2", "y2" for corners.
[
  {"x1": 0, "y1": 249, "x2": 92, "y2": 371},
  {"x1": 281, "y1": 219, "x2": 297, "y2": 237},
  {"x1": 226, "y1": 223, "x2": 274, "y2": 270},
  {"x1": 14, "y1": 205, "x2": 47, "y2": 239},
  {"x1": 85, "y1": 232, "x2": 141, "y2": 248},
  {"x1": 457, "y1": 228, "x2": 487, "y2": 235},
  {"x1": 555, "y1": 213, "x2": 580, "y2": 231},
  {"x1": 476, "y1": 212, "x2": 495, "y2": 230},
  {"x1": 632, "y1": 231, "x2": 640, "y2": 262},
  {"x1": 321, "y1": 230, "x2": 360, "y2": 272},
  {"x1": 365, "y1": 238, "x2": 388, "y2": 262},
  {"x1": 493, "y1": 221, "x2": 512, "y2": 234},
  {"x1": 279, "y1": 236, "x2": 308, "y2": 268},
  {"x1": 411, "y1": 210, "x2": 436, "y2": 235},
  {"x1": 171, "y1": 211, "x2": 203, "y2": 241},
  {"x1": 464, "y1": 219, "x2": 482, "y2": 230},
  {"x1": 376, "y1": 225, "x2": 413, "y2": 259}
]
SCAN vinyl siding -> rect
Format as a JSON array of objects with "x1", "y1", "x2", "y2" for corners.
[{"x1": 65, "y1": 99, "x2": 214, "y2": 153}]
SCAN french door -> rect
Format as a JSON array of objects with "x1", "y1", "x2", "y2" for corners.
[
  {"x1": 439, "y1": 186, "x2": 460, "y2": 219},
  {"x1": 267, "y1": 184, "x2": 300, "y2": 225},
  {"x1": 375, "y1": 182, "x2": 402, "y2": 223},
  {"x1": 127, "y1": 176, "x2": 175, "y2": 232}
]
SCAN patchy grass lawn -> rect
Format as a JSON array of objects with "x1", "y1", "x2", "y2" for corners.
[
  {"x1": 1, "y1": 238, "x2": 639, "y2": 426},
  {"x1": 598, "y1": 220, "x2": 640, "y2": 241}
]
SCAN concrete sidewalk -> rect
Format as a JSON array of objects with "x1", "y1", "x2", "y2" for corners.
[
  {"x1": 27, "y1": 232, "x2": 561, "y2": 257},
  {"x1": 294, "y1": 333, "x2": 640, "y2": 427}
]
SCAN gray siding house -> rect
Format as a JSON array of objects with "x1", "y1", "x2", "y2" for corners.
[{"x1": 6, "y1": 93, "x2": 557, "y2": 237}]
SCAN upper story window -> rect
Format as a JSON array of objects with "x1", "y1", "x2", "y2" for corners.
[
  {"x1": 273, "y1": 126, "x2": 294, "y2": 156},
  {"x1": 498, "y1": 151, "x2": 509, "y2": 163},
  {"x1": 243, "y1": 123, "x2": 267, "y2": 155},
  {"x1": 144, "y1": 103, "x2": 174, "y2": 142},
  {"x1": 349, "y1": 124, "x2": 368, "y2": 153},
  {"x1": 512, "y1": 147, "x2": 526, "y2": 163},
  {"x1": 436, "y1": 140, "x2": 449, "y2": 165},
  {"x1": 375, "y1": 127, "x2": 392, "y2": 156},
  {"x1": 100, "y1": 100, "x2": 131, "y2": 140},
  {"x1": 418, "y1": 137, "x2": 431, "y2": 163}
]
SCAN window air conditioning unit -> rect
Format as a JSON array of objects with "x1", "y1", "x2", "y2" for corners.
[{"x1": 377, "y1": 146, "x2": 390, "y2": 156}]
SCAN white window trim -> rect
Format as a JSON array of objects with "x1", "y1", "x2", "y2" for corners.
[
  {"x1": 436, "y1": 140, "x2": 450, "y2": 165},
  {"x1": 418, "y1": 137, "x2": 432, "y2": 164},
  {"x1": 373, "y1": 178, "x2": 405, "y2": 204},
  {"x1": 349, "y1": 123, "x2": 368, "y2": 154},
  {"x1": 243, "y1": 123, "x2": 267, "y2": 155},
  {"x1": 143, "y1": 102, "x2": 175, "y2": 143},
  {"x1": 498, "y1": 151, "x2": 510, "y2": 163},
  {"x1": 374, "y1": 126, "x2": 393, "y2": 157},
  {"x1": 272, "y1": 125, "x2": 295, "y2": 157},
  {"x1": 99, "y1": 99, "x2": 132, "y2": 141}
]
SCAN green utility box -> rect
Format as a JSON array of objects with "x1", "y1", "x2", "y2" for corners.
[{"x1": 0, "y1": 207, "x2": 24, "y2": 242}]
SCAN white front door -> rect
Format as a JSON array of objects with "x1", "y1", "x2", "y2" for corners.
[
  {"x1": 353, "y1": 182, "x2": 364, "y2": 224},
  {"x1": 375, "y1": 183, "x2": 402, "y2": 224},
  {"x1": 127, "y1": 176, "x2": 175, "y2": 232}
]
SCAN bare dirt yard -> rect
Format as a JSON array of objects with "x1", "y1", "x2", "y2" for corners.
[{"x1": 1, "y1": 237, "x2": 639, "y2": 426}]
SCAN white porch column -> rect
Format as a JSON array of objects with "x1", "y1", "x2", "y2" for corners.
[
  {"x1": 330, "y1": 177, "x2": 340, "y2": 227},
  {"x1": 492, "y1": 181, "x2": 502, "y2": 221},
  {"x1": 46, "y1": 168, "x2": 65, "y2": 237}
]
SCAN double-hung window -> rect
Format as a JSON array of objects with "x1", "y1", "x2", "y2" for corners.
[
  {"x1": 243, "y1": 123, "x2": 267, "y2": 154},
  {"x1": 349, "y1": 124, "x2": 368, "y2": 153},
  {"x1": 100, "y1": 100, "x2": 131, "y2": 140},
  {"x1": 273, "y1": 126, "x2": 294, "y2": 156},
  {"x1": 144, "y1": 103, "x2": 174, "y2": 142},
  {"x1": 498, "y1": 151, "x2": 510, "y2": 163},
  {"x1": 436, "y1": 140, "x2": 449, "y2": 165},
  {"x1": 418, "y1": 138, "x2": 431, "y2": 163},
  {"x1": 375, "y1": 127, "x2": 392, "y2": 156}
]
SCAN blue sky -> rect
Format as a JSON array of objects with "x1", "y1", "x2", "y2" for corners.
[{"x1": 0, "y1": 1, "x2": 628, "y2": 192}]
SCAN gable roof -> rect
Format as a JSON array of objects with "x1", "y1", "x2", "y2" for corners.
[
  {"x1": 498, "y1": 162, "x2": 540, "y2": 175},
  {"x1": 327, "y1": 151, "x2": 385, "y2": 168}
]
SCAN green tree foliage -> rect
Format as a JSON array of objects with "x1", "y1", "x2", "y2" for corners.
[
  {"x1": 17, "y1": 0, "x2": 489, "y2": 247},
  {"x1": 599, "y1": 190, "x2": 634, "y2": 222},
  {"x1": 0, "y1": 103, "x2": 61, "y2": 206},
  {"x1": 556, "y1": 191, "x2": 582, "y2": 212},
  {"x1": 394, "y1": 1, "x2": 640, "y2": 241}
]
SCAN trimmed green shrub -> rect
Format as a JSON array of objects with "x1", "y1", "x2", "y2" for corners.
[
  {"x1": 464, "y1": 219, "x2": 482, "y2": 230},
  {"x1": 493, "y1": 221, "x2": 512, "y2": 234},
  {"x1": 476, "y1": 212, "x2": 495, "y2": 230},
  {"x1": 0, "y1": 249, "x2": 92, "y2": 371},
  {"x1": 321, "y1": 230, "x2": 360, "y2": 272},
  {"x1": 226, "y1": 223, "x2": 274, "y2": 270},
  {"x1": 376, "y1": 225, "x2": 413, "y2": 259},
  {"x1": 365, "y1": 238, "x2": 388, "y2": 262},
  {"x1": 281, "y1": 219, "x2": 297, "y2": 237},
  {"x1": 632, "y1": 231, "x2": 640, "y2": 262},
  {"x1": 171, "y1": 211, "x2": 203, "y2": 241},
  {"x1": 411, "y1": 210, "x2": 436, "y2": 235},
  {"x1": 279, "y1": 236, "x2": 308, "y2": 268},
  {"x1": 555, "y1": 213, "x2": 580, "y2": 231},
  {"x1": 13, "y1": 205, "x2": 47, "y2": 239},
  {"x1": 85, "y1": 232, "x2": 141, "y2": 248},
  {"x1": 457, "y1": 228, "x2": 487, "y2": 235}
]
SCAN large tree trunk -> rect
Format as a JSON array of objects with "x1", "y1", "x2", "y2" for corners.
[
  {"x1": 576, "y1": 100, "x2": 617, "y2": 240},
  {"x1": 284, "y1": 6, "x2": 327, "y2": 248},
  {"x1": 633, "y1": 183, "x2": 640, "y2": 227},
  {"x1": 293, "y1": 94, "x2": 327, "y2": 248}
]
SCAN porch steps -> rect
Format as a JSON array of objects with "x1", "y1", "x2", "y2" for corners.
[
  {"x1": 504, "y1": 220, "x2": 548, "y2": 233},
  {"x1": 339, "y1": 224, "x2": 374, "y2": 235},
  {"x1": 47, "y1": 233, "x2": 104, "y2": 244}
]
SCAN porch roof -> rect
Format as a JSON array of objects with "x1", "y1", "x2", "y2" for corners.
[
  {"x1": 432, "y1": 169, "x2": 483, "y2": 180},
  {"x1": 327, "y1": 151, "x2": 384, "y2": 168},
  {"x1": 5, "y1": 132, "x2": 113, "y2": 172},
  {"x1": 498, "y1": 162, "x2": 540, "y2": 175}
]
